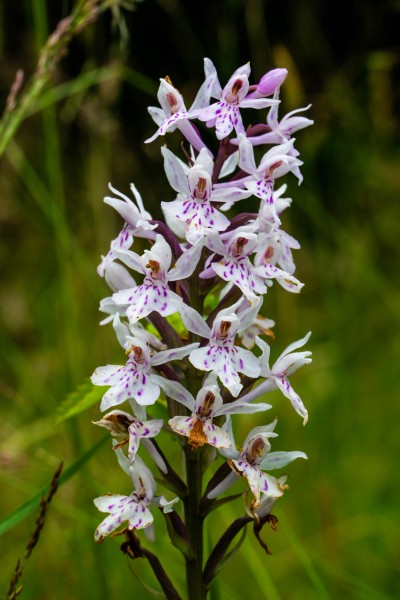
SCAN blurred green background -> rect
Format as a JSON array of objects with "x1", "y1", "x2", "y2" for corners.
[{"x1": 1, "y1": 0, "x2": 399, "y2": 598}]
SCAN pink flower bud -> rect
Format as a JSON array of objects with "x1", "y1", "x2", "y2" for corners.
[{"x1": 247, "y1": 68, "x2": 288, "y2": 99}]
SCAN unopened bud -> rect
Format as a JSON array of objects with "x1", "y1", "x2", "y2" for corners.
[{"x1": 247, "y1": 68, "x2": 288, "y2": 99}]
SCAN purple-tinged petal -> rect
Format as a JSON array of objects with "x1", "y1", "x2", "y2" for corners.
[
  {"x1": 151, "y1": 342, "x2": 200, "y2": 366},
  {"x1": 152, "y1": 376, "x2": 195, "y2": 410},
  {"x1": 168, "y1": 242, "x2": 203, "y2": 281},
  {"x1": 261, "y1": 450, "x2": 308, "y2": 470},
  {"x1": 253, "y1": 263, "x2": 304, "y2": 293}
]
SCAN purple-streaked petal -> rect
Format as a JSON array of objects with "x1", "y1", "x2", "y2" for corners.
[
  {"x1": 128, "y1": 419, "x2": 163, "y2": 459},
  {"x1": 234, "y1": 347, "x2": 261, "y2": 379},
  {"x1": 94, "y1": 494, "x2": 153, "y2": 543},
  {"x1": 274, "y1": 377, "x2": 308, "y2": 424},
  {"x1": 203, "y1": 422, "x2": 231, "y2": 448},
  {"x1": 121, "y1": 284, "x2": 176, "y2": 324},
  {"x1": 253, "y1": 263, "x2": 304, "y2": 293},
  {"x1": 169, "y1": 415, "x2": 197, "y2": 436}
]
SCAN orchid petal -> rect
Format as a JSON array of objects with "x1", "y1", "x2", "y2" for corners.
[
  {"x1": 274, "y1": 377, "x2": 308, "y2": 424},
  {"x1": 276, "y1": 331, "x2": 312, "y2": 361},
  {"x1": 261, "y1": 450, "x2": 308, "y2": 470},
  {"x1": 168, "y1": 242, "x2": 203, "y2": 280},
  {"x1": 161, "y1": 147, "x2": 190, "y2": 195},
  {"x1": 218, "y1": 401, "x2": 272, "y2": 416},
  {"x1": 152, "y1": 376, "x2": 195, "y2": 410},
  {"x1": 207, "y1": 471, "x2": 239, "y2": 499},
  {"x1": 152, "y1": 342, "x2": 200, "y2": 366}
]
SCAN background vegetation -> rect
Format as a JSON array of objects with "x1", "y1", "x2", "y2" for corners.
[{"x1": 1, "y1": 0, "x2": 399, "y2": 598}]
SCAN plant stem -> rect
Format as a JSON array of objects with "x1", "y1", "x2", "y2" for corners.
[{"x1": 184, "y1": 447, "x2": 206, "y2": 600}]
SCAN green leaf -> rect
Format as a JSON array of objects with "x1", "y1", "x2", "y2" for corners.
[
  {"x1": 0, "y1": 436, "x2": 108, "y2": 536},
  {"x1": 127, "y1": 565, "x2": 167, "y2": 600},
  {"x1": 56, "y1": 379, "x2": 106, "y2": 423}
]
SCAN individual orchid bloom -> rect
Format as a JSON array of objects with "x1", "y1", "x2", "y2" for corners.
[
  {"x1": 196, "y1": 60, "x2": 278, "y2": 140},
  {"x1": 208, "y1": 232, "x2": 267, "y2": 303},
  {"x1": 161, "y1": 147, "x2": 250, "y2": 246},
  {"x1": 97, "y1": 226, "x2": 135, "y2": 280},
  {"x1": 93, "y1": 409, "x2": 163, "y2": 462},
  {"x1": 99, "y1": 256, "x2": 137, "y2": 293},
  {"x1": 94, "y1": 457, "x2": 177, "y2": 543},
  {"x1": 112, "y1": 314, "x2": 166, "y2": 352},
  {"x1": 98, "y1": 183, "x2": 156, "y2": 280},
  {"x1": 238, "y1": 333, "x2": 312, "y2": 423},
  {"x1": 238, "y1": 310, "x2": 275, "y2": 350},
  {"x1": 255, "y1": 229, "x2": 300, "y2": 276},
  {"x1": 236, "y1": 134, "x2": 302, "y2": 218},
  {"x1": 235, "y1": 183, "x2": 293, "y2": 231},
  {"x1": 188, "y1": 303, "x2": 261, "y2": 397},
  {"x1": 94, "y1": 487, "x2": 154, "y2": 543},
  {"x1": 99, "y1": 295, "x2": 130, "y2": 326},
  {"x1": 168, "y1": 379, "x2": 231, "y2": 450},
  {"x1": 91, "y1": 336, "x2": 199, "y2": 411},
  {"x1": 244, "y1": 475, "x2": 288, "y2": 521},
  {"x1": 158, "y1": 374, "x2": 271, "y2": 449},
  {"x1": 104, "y1": 183, "x2": 156, "y2": 235},
  {"x1": 252, "y1": 243, "x2": 304, "y2": 293},
  {"x1": 249, "y1": 94, "x2": 314, "y2": 146},
  {"x1": 145, "y1": 75, "x2": 213, "y2": 152},
  {"x1": 214, "y1": 419, "x2": 307, "y2": 508},
  {"x1": 227, "y1": 422, "x2": 282, "y2": 509},
  {"x1": 112, "y1": 234, "x2": 210, "y2": 337},
  {"x1": 246, "y1": 93, "x2": 313, "y2": 182},
  {"x1": 214, "y1": 136, "x2": 301, "y2": 226}
]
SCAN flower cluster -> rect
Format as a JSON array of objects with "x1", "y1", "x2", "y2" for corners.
[{"x1": 91, "y1": 58, "x2": 312, "y2": 585}]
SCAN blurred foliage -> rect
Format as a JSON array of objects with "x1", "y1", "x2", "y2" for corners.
[{"x1": 0, "y1": 0, "x2": 399, "y2": 598}]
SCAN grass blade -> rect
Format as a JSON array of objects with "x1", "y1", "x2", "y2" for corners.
[
  {"x1": 279, "y1": 511, "x2": 331, "y2": 599},
  {"x1": 0, "y1": 436, "x2": 108, "y2": 536}
]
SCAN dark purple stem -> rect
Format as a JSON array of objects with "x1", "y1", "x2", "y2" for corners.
[{"x1": 148, "y1": 312, "x2": 183, "y2": 349}]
